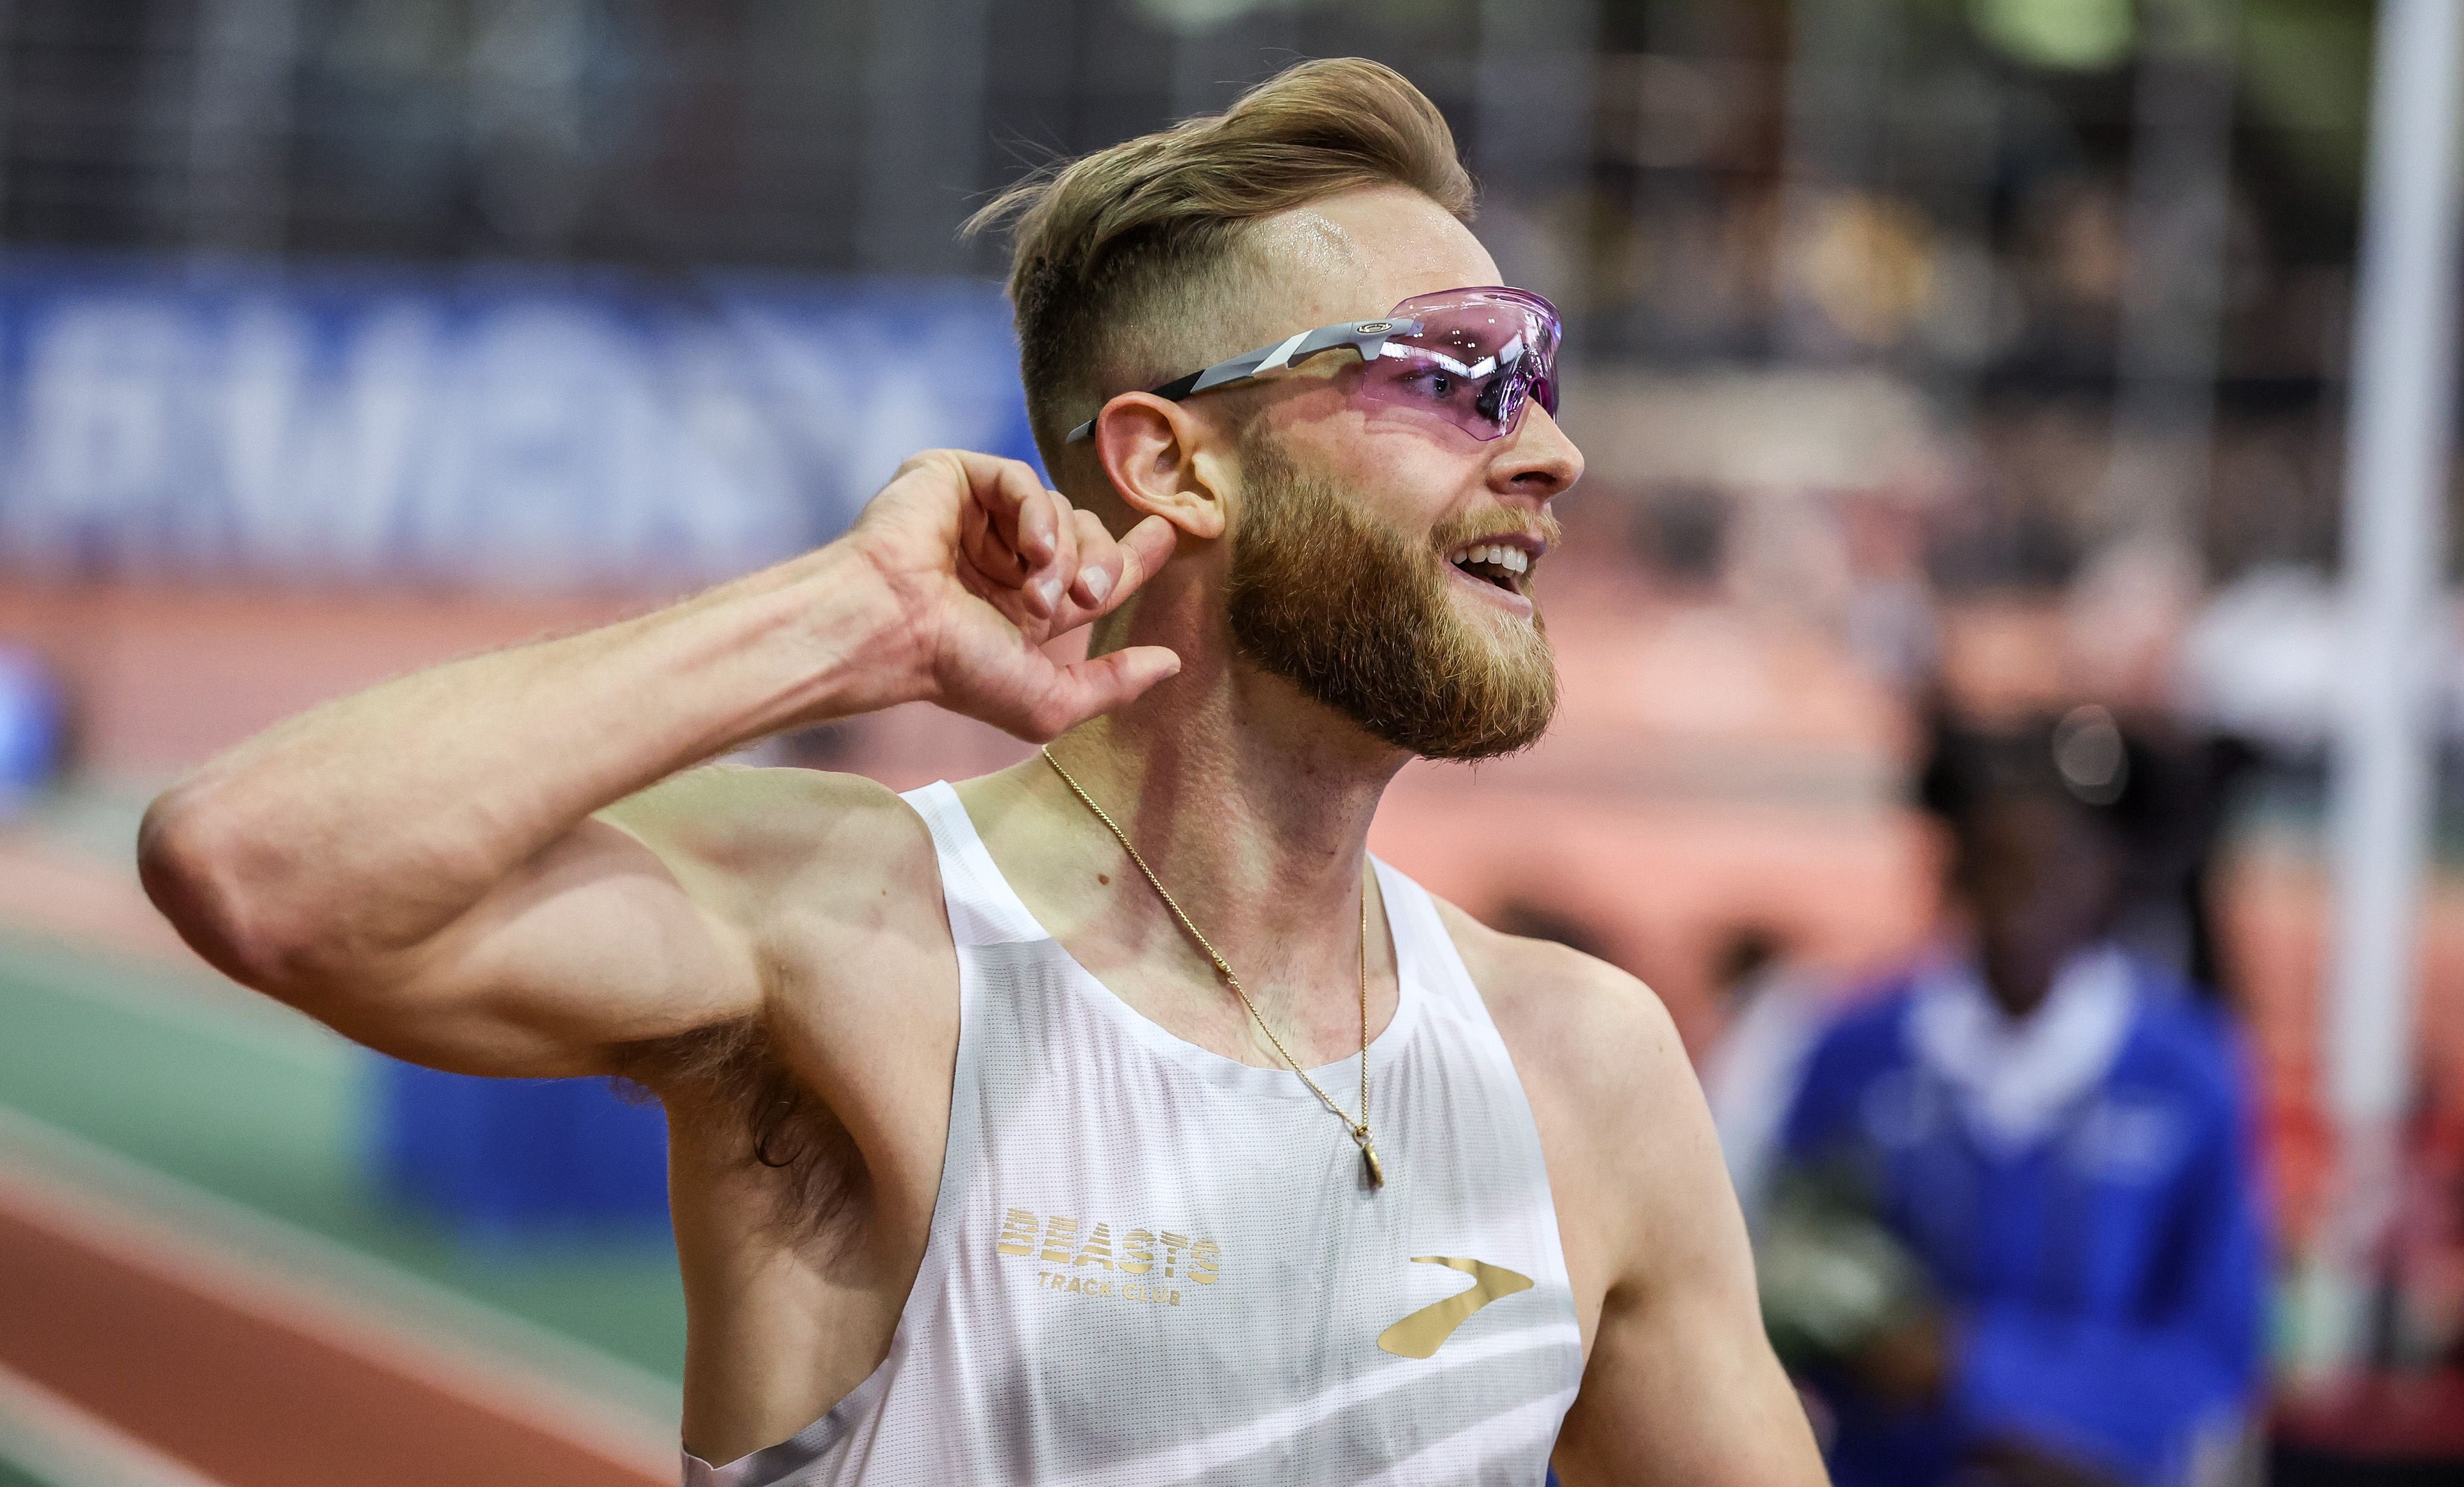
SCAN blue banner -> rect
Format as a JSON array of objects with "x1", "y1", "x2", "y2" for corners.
[{"x1": 0, "y1": 256, "x2": 1040, "y2": 587}]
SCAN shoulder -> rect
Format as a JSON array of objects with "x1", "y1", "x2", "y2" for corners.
[
  {"x1": 597, "y1": 765, "x2": 943, "y2": 939},
  {"x1": 1772, "y1": 978, "x2": 1918, "y2": 1149},
  {"x1": 2114, "y1": 977, "x2": 2250, "y2": 1109},
  {"x1": 600, "y1": 763, "x2": 922, "y2": 859},
  {"x1": 608, "y1": 769, "x2": 959, "y2": 1132},
  {"x1": 1429, "y1": 895, "x2": 1689, "y2": 1143},
  {"x1": 600, "y1": 764, "x2": 929, "y2": 875},
  {"x1": 1430, "y1": 893, "x2": 1751, "y2": 1308},
  {"x1": 1800, "y1": 977, "x2": 1916, "y2": 1072}
]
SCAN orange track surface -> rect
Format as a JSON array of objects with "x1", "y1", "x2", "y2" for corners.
[{"x1": 0, "y1": 1165, "x2": 668, "y2": 1487}]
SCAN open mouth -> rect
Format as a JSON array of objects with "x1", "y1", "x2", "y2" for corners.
[{"x1": 1448, "y1": 541, "x2": 1534, "y2": 594}]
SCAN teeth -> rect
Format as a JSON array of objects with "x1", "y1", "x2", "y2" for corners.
[{"x1": 1452, "y1": 544, "x2": 1533, "y2": 576}]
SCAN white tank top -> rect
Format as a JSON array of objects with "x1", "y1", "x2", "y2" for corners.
[{"x1": 683, "y1": 782, "x2": 1583, "y2": 1486}]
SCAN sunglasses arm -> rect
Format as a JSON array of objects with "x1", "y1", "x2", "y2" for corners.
[{"x1": 1062, "y1": 318, "x2": 1421, "y2": 443}]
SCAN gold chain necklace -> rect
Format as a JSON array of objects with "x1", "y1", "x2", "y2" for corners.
[{"x1": 1040, "y1": 746, "x2": 1384, "y2": 1189}]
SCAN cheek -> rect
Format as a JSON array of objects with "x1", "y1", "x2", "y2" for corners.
[
  {"x1": 1259, "y1": 406, "x2": 1494, "y2": 544},
  {"x1": 1337, "y1": 434, "x2": 1488, "y2": 537}
]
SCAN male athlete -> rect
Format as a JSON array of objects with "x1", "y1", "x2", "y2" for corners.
[{"x1": 140, "y1": 60, "x2": 1826, "y2": 1486}]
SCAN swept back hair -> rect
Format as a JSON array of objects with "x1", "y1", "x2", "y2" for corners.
[{"x1": 967, "y1": 58, "x2": 1475, "y2": 469}]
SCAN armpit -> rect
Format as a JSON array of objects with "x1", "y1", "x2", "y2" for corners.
[{"x1": 611, "y1": 1019, "x2": 873, "y2": 1255}]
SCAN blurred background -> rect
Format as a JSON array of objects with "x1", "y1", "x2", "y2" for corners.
[{"x1": 0, "y1": 0, "x2": 2452, "y2": 1483}]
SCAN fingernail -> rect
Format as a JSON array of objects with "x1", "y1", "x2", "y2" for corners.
[
  {"x1": 1036, "y1": 575, "x2": 1064, "y2": 610},
  {"x1": 1080, "y1": 566, "x2": 1113, "y2": 603}
]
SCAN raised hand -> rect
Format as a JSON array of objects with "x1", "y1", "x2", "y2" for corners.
[{"x1": 842, "y1": 449, "x2": 1181, "y2": 741}]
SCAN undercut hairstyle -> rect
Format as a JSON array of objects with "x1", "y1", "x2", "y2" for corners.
[{"x1": 967, "y1": 58, "x2": 1475, "y2": 467}]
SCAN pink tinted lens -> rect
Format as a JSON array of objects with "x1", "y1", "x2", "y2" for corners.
[{"x1": 1353, "y1": 289, "x2": 1561, "y2": 441}]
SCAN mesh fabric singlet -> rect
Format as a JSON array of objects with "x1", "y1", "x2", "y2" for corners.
[{"x1": 683, "y1": 781, "x2": 1583, "y2": 1486}]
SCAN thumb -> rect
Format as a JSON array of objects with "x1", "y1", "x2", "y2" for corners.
[{"x1": 1019, "y1": 645, "x2": 1182, "y2": 740}]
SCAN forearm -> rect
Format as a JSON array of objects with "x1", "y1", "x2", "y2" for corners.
[{"x1": 141, "y1": 540, "x2": 915, "y2": 989}]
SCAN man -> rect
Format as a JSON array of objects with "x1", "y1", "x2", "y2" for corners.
[
  {"x1": 1769, "y1": 717, "x2": 2264, "y2": 1487},
  {"x1": 138, "y1": 60, "x2": 1822, "y2": 1486}
]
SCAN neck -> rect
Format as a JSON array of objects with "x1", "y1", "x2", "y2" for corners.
[
  {"x1": 1041, "y1": 654, "x2": 1408, "y2": 962},
  {"x1": 968, "y1": 575, "x2": 1420, "y2": 1049}
]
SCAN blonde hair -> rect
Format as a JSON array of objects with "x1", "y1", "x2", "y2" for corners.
[{"x1": 968, "y1": 58, "x2": 1475, "y2": 467}]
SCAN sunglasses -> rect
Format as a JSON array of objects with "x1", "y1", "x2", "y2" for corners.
[{"x1": 1064, "y1": 286, "x2": 1562, "y2": 446}]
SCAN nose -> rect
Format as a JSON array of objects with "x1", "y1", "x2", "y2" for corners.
[{"x1": 1492, "y1": 404, "x2": 1583, "y2": 504}]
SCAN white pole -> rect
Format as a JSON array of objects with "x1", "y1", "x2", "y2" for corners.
[{"x1": 2314, "y1": 0, "x2": 2464, "y2": 1382}]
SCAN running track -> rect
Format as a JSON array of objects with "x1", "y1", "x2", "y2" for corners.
[{"x1": 0, "y1": 833, "x2": 676, "y2": 1486}]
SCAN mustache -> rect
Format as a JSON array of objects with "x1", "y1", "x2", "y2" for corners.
[{"x1": 1429, "y1": 508, "x2": 1563, "y2": 554}]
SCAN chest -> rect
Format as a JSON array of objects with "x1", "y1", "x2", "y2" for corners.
[{"x1": 936, "y1": 943, "x2": 1583, "y2": 1378}]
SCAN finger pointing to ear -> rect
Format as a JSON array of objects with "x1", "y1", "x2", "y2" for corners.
[
  {"x1": 1068, "y1": 507, "x2": 1120, "y2": 609},
  {"x1": 1100, "y1": 514, "x2": 1179, "y2": 613}
]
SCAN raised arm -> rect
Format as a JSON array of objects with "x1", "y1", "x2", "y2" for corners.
[{"x1": 138, "y1": 451, "x2": 1178, "y2": 1077}]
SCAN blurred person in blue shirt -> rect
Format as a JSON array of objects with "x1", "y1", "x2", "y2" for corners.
[{"x1": 1765, "y1": 711, "x2": 2266, "y2": 1487}]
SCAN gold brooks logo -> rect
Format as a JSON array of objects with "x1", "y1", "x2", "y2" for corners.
[{"x1": 1376, "y1": 1256, "x2": 1535, "y2": 1358}]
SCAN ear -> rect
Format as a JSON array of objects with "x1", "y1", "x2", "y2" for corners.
[{"x1": 1092, "y1": 393, "x2": 1229, "y2": 542}]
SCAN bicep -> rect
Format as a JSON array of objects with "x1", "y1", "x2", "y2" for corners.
[
  {"x1": 320, "y1": 812, "x2": 766, "y2": 1078},
  {"x1": 1554, "y1": 1276, "x2": 1821, "y2": 1486},
  {"x1": 1553, "y1": 996, "x2": 1827, "y2": 1486},
  {"x1": 1556, "y1": 1284, "x2": 1820, "y2": 1485}
]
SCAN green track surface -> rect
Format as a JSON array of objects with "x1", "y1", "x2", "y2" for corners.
[
  {"x1": 0, "y1": 1456, "x2": 54, "y2": 1487},
  {"x1": 0, "y1": 928, "x2": 689, "y2": 1385}
]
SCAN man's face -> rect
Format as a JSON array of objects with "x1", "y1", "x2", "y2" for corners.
[
  {"x1": 1209, "y1": 188, "x2": 1586, "y2": 759},
  {"x1": 1957, "y1": 794, "x2": 2119, "y2": 1018}
]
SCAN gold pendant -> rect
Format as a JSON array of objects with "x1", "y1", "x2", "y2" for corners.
[{"x1": 1357, "y1": 1131, "x2": 1386, "y2": 1189}]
